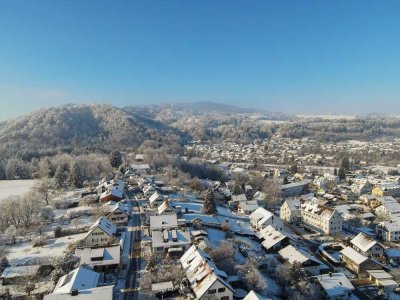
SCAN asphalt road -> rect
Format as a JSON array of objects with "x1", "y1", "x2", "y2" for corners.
[{"x1": 123, "y1": 195, "x2": 143, "y2": 300}]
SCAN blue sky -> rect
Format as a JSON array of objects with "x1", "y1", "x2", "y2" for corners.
[{"x1": 0, "y1": 0, "x2": 400, "y2": 119}]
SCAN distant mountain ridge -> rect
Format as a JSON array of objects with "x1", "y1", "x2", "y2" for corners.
[{"x1": 0, "y1": 104, "x2": 187, "y2": 159}]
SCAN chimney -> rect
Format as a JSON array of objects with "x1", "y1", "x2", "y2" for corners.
[{"x1": 71, "y1": 289, "x2": 79, "y2": 296}]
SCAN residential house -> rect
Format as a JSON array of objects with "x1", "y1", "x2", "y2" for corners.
[
  {"x1": 82, "y1": 217, "x2": 117, "y2": 247},
  {"x1": 103, "y1": 201, "x2": 129, "y2": 226},
  {"x1": 99, "y1": 189, "x2": 123, "y2": 203},
  {"x1": 281, "y1": 179, "x2": 311, "y2": 198},
  {"x1": 237, "y1": 201, "x2": 259, "y2": 215},
  {"x1": 280, "y1": 198, "x2": 301, "y2": 223},
  {"x1": 367, "y1": 270, "x2": 398, "y2": 295},
  {"x1": 157, "y1": 199, "x2": 177, "y2": 216},
  {"x1": 260, "y1": 225, "x2": 289, "y2": 252},
  {"x1": 376, "y1": 220, "x2": 400, "y2": 242},
  {"x1": 151, "y1": 228, "x2": 191, "y2": 256},
  {"x1": 44, "y1": 286, "x2": 114, "y2": 300},
  {"x1": 372, "y1": 183, "x2": 400, "y2": 197},
  {"x1": 249, "y1": 207, "x2": 283, "y2": 231},
  {"x1": 149, "y1": 214, "x2": 178, "y2": 232},
  {"x1": 180, "y1": 245, "x2": 234, "y2": 300},
  {"x1": 149, "y1": 192, "x2": 164, "y2": 208},
  {"x1": 278, "y1": 245, "x2": 324, "y2": 276},
  {"x1": 340, "y1": 246, "x2": 381, "y2": 277},
  {"x1": 75, "y1": 245, "x2": 120, "y2": 273},
  {"x1": 300, "y1": 201, "x2": 342, "y2": 235},
  {"x1": 375, "y1": 200, "x2": 400, "y2": 219},
  {"x1": 350, "y1": 233, "x2": 384, "y2": 258},
  {"x1": 243, "y1": 290, "x2": 271, "y2": 300},
  {"x1": 314, "y1": 273, "x2": 354, "y2": 300},
  {"x1": 47, "y1": 266, "x2": 100, "y2": 295}
]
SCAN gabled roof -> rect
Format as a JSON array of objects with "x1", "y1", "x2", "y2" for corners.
[
  {"x1": 260, "y1": 225, "x2": 287, "y2": 250},
  {"x1": 149, "y1": 192, "x2": 164, "y2": 204},
  {"x1": 86, "y1": 217, "x2": 116, "y2": 238},
  {"x1": 53, "y1": 267, "x2": 99, "y2": 294},
  {"x1": 278, "y1": 245, "x2": 321, "y2": 267},
  {"x1": 157, "y1": 199, "x2": 176, "y2": 215},
  {"x1": 340, "y1": 246, "x2": 368, "y2": 265},
  {"x1": 350, "y1": 233, "x2": 381, "y2": 253},
  {"x1": 315, "y1": 273, "x2": 354, "y2": 298},
  {"x1": 180, "y1": 245, "x2": 233, "y2": 299},
  {"x1": 250, "y1": 207, "x2": 273, "y2": 221},
  {"x1": 243, "y1": 290, "x2": 270, "y2": 300}
]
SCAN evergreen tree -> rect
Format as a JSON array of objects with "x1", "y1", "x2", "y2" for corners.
[
  {"x1": 283, "y1": 176, "x2": 289, "y2": 184},
  {"x1": 233, "y1": 181, "x2": 242, "y2": 195},
  {"x1": 334, "y1": 168, "x2": 338, "y2": 176},
  {"x1": 110, "y1": 150, "x2": 123, "y2": 169},
  {"x1": 68, "y1": 161, "x2": 83, "y2": 188},
  {"x1": 203, "y1": 188, "x2": 217, "y2": 214},
  {"x1": 54, "y1": 165, "x2": 66, "y2": 188},
  {"x1": 341, "y1": 156, "x2": 350, "y2": 171},
  {"x1": 290, "y1": 164, "x2": 298, "y2": 174},
  {"x1": 338, "y1": 167, "x2": 346, "y2": 180}
]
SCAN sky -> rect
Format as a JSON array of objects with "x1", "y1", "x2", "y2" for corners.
[{"x1": 0, "y1": 0, "x2": 400, "y2": 120}]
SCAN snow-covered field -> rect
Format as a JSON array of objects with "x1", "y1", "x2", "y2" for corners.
[
  {"x1": 0, "y1": 179, "x2": 38, "y2": 202},
  {"x1": 5, "y1": 233, "x2": 86, "y2": 265}
]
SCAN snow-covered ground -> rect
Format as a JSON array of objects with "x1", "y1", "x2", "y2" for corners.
[
  {"x1": 0, "y1": 179, "x2": 38, "y2": 202},
  {"x1": 5, "y1": 233, "x2": 86, "y2": 265}
]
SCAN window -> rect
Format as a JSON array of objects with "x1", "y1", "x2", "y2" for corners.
[
  {"x1": 209, "y1": 289, "x2": 216, "y2": 295},
  {"x1": 218, "y1": 288, "x2": 226, "y2": 293},
  {"x1": 221, "y1": 297, "x2": 230, "y2": 300}
]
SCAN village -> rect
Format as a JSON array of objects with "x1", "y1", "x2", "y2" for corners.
[{"x1": 1, "y1": 142, "x2": 400, "y2": 300}]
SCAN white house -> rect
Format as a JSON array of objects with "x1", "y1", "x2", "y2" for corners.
[
  {"x1": 82, "y1": 217, "x2": 117, "y2": 247},
  {"x1": 376, "y1": 220, "x2": 400, "y2": 242},
  {"x1": 103, "y1": 201, "x2": 129, "y2": 226},
  {"x1": 149, "y1": 214, "x2": 178, "y2": 232},
  {"x1": 350, "y1": 233, "x2": 384, "y2": 258},
  {"x1": 300, "y1": 201, "x2": 342, "y2": 235},
  {"x1": 151, "y1": 228, "x2": 191, "y2": 256},
  {"x1": 249, "y1": 207, "x2": 283, "y2": 231},
  {"x1": 280, "y1": 198, "x2": 301, "y2": 223}
]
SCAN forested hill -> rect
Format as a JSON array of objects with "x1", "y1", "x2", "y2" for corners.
[{"x1": 0, "y1": 104, "x2": 187, "y2": 160}]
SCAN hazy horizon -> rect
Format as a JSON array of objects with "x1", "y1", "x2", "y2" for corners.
[{"x1": 1, "y1": 1, "x2": 400, "y2": 120}]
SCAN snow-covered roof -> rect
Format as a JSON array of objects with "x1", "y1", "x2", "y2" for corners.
[
  {"x1": 87, "y1": 217, "x2": 116, "y2": 237},
  {"x1": 231, "y1": 194, "x2": 247, "y2": 202},
  {"x1": 44, "y1": 285, "x2": 113, "y2": 300},
  {"x1": 315, "y1": 273, "x2": 354, "y2": 298},
  {"x1": 0, "y1": 265, "x2": 40, "y2": 279},
  {"x1": 157, "y1": 199, "x2": 176, "y2": 215},
  {"x1": 340, "y1": 246, "x2": 368, "y2": 265},
  {"x1": 149, "y1": 192, "x2": 163, "y2": 204},
  {"x1": 260, "y1": 225, "x2": 287, "y2": 250},
  {"x1": 152, "y1": 229, "x2": 191, "y2": 249},
  {"x1": 75, "y1": 245, "x2": 120, "y2": 267},
  {"x1": 350, "y1": 233, "x2": 380, "y2": 253},
  {"x1": 243, "y1": 290, "x2": 271, "y2": 300},
  {"x1": 180, "y1": 245, "x2": 233, "y2": 299},
  {"x1": 52, "y1": 267, "x2": 99, "y2": 294},
  {"x1": 150, "y1": 214, "x2": 178, "y2": 230},
  {"x1": 250, "y1": 207, "x2": 273, "y2": 222}
]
